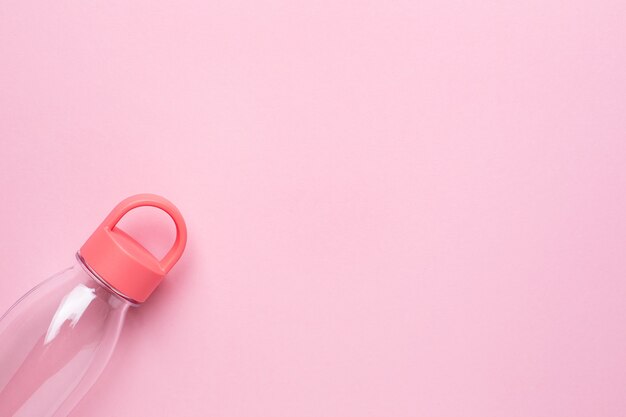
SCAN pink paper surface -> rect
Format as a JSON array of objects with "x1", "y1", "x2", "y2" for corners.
[{"x1": 1, "y1": 1, "x2": 625, "y2": 416}]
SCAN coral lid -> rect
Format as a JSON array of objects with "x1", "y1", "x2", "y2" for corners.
[{"x1": 79, "y1": 194, "x2": 187, "y2": 303}]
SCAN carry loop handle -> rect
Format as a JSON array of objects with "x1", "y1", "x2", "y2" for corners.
[{"x1": 104, "y1": 194, "x2": 188, "y2": 272}]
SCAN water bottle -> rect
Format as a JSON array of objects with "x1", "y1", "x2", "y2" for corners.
[{"x1": 0, "y1": 194, "x2": 187, "y2": 417}]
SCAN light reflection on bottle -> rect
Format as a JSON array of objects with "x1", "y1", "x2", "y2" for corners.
[{"x1": 44, "y1": 285, "x2": 97, "y2": 345}]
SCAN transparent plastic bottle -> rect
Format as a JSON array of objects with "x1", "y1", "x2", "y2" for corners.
[
  {"x1": 0, "y1": 261, "x2": 130, "y2": 416},
  {"x1": 0, "y1": 194, "x2": 187, "y2": 417}
]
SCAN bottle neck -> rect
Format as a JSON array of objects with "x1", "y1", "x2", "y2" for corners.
[{"x1": 76, "y1": 253, "x2": 140, "y2": 307}]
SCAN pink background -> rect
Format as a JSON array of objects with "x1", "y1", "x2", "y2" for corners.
[{"x1": 1, "y1": 0, "x2": 626, "y2": 416}]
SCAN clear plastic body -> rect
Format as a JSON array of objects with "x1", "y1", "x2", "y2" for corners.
[{"x1": 0, "y1": 257, "x2": 132, "y2": 417}]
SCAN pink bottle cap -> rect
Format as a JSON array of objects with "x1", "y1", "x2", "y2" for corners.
[{"x1": 79, "y1": 194, "x2": 188, "y2": 303}]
